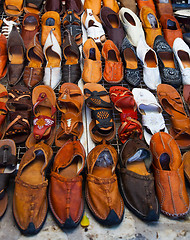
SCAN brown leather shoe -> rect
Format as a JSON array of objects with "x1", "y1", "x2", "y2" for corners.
[
  {"x1": 160, "y1": 14, "x2": 183, "y2": 48},
  {"x1": 7, "y1": 25, "x2": 25, "y2": 86},
  {"x1": 13, "y1": 142, "x2": 53, "y2": 235},
  {"x1": 118, "y1": 0, "x2": 137, "y2": 14},
  {"x1": 140, "y1": 6, "x2": 162, "y2": 48},
  {"x1": 49, "y1": 139, "x2": 85, "y2": 229},
  {"x1": 65, "y1": 0, "x2": 84, "y2": 15},
  {"x1": 41, "y1": 11, "x2": 61, "y2": 46},
  {"x1": 0, "y1": 34, "x2": 7, "y2": 80},
  {"x1": 102, "y1": 40, "x2": 123, "y2": 84},
  {"x1": 44, "y1": 0, "x2": 64, "y2": 15},
  {"x1": 150, "y1": 132, "x2": 189, "y2": 218},
  {"x1": 21, "y1": 13, "x2": 40, "y2": 50},
  {"x1": 86, "y1": 142, "x2": 124, "y2": 225},
  {"x1": 136, "y1": 0, "x2": 156, "y2": 14},
  {"x1": 84, "y1": 0, "x2": 101, "y2": 16},
  {"x1": 154, "y1": 0, "x2": 173, "y2": 19},
  {"x1": 82, "y1": 39, "x2": 102, "y2": 83}
]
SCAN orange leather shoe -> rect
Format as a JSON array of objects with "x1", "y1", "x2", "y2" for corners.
[
  {"x1": 102, "y1": 40, "x2": 123, "y2": 84},
  {"x1": 160, "y1": 14, "x2": 182, "y2": 48},
  {"x1": 0, "y1": 34, "x2": 7, "y2": 80},
  {"x1": 103, "y1": 0, "x2": 119, "y2": 13},
  {"x1": 86, "y1": 142, "x2": 124, "y2": 225},
  {"x1": 49, "y1": 139, "x2": 85, "y2": 229},
  {"x1": 154, "y1": 0, "x2": 173, "y2": 18},
  {"x1": 82, "y1": 39, "x2": 102, "y2": 83},
  {"x1": 136, "y1": 0, "x2": 156, "y2": 14},
  {"x1": 83, "y1": 0, "x2": 101, "y2": 16},
  {"x1": 140, "y1": 6, "x2": 162, "y2": 48},
  {"x1": 41, "y1": 11, "x2": 61, "y2": 46},
  {"x1": 150, "y1": 132, "x2": 189, "y2": 218}
]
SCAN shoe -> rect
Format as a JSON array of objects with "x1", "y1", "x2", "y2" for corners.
[
  {"x1": 150, "y1": 132, "x2": 189, "y2": 218},
  {"x1": 7, "y1": 26, "x2": 25, "y2": 86},
  {"x1": 121, "y1": 37, "x2": 141, "y2": 86},
  {"x1": 41, "y1": 11, "x2": 61, "y2": 46},
  {"x1": 173, "y1": 37, "x2": 190, "y2": 85},
  {"x1": 103, "y1": 0, "x2": 119, "y2": 13},
  {"x1": 43, "y1": 30, "x2": 62, "y2": 89},
  {"x1": 0, "y1": 34, "x2": 7, "y2": 80},
  {"x1": 117, "y1": 0, "x2": 137, "y2": 14},
  {"x1": 153, "y1": 35, "x2": 182, "y2": 88},
  {"x1": 140, "y1": 6, "x2": 162, "y2": 48},
  {"x1": 62, "y1": 30, "x2": 81, "y2": 83},
  {"x1": 100, "y1": 7, "x2": 125, "y2": 50},
  {"x1": 82, "y1": 39, "x2": 102, "y2": 83},
  {"x1": 65, "y1": 0, "x2": 84, "y2": 15},
  {"x1": 136, "y1": 0, "x2": 156, "y2": 14},
  {"x1": 154, "y1": 0, "x2": 173, "y2": 18},
  {"x1": 102, "y1": 40, "x2": 123, "y2": 84},
  {"x1": 24, "y1": 0, "x2": 44, "y2": 14},
  {"x1": 13, "y1": 142, "x2": 53, "y2": 235},
  {"x1": 136, "y1": 36, "x2": 161, "y2": 90},
  {"x1": 86, "y1": 142, "x2": 124, "y2": 225},
  {"x1": 49, "y1": 139, "x2": 85, "y2": 229},
  {"x1": 119, "y1": 7, "x2": 145, "y2": 47},
  {"x1": 160, "y1": 14, "x2": 183, "y2": 48},
  {"x1": 44, "y1": 0, "x2": 63, "y2": 14},
  {"x1": 4, "y1": 0, "x2": 23, "y2": 16},
  {"x1": 84, "y1": 0, "x2": 101, "y2": 16},
  {"x1": 119, "y1": 138, "x2": 160, "y2": 221}
]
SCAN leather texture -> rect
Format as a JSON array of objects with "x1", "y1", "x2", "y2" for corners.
[
  {"x1": 136, "y1": 0, "x2": 156, "y2": 14},
  {"x1": 66, "y1": 0, "x2": 83, "y2": 15},
  {"x1": 84, "y1": 0, "x2": 101, "y2": 16},
  {"x1": 118, "y1": 0, "x2": 137, "y2": 14},
  {"x1": 154, "y1": 0, "x2": 173, "y2": 18},
  {"x1": 44, "y1": 0, "x2": 63, "y2": 14}
]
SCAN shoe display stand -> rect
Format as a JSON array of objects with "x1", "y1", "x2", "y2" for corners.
[{"x1": 1, "y1": 5, "x2": 190, "y2": 240}]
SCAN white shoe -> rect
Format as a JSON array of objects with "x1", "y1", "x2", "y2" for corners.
[
  {"x1": 119, "y1": 7, "x2": 145, "y2": 47},
  {"x1": 132, "y1": 88, "x2": 168, "y2": 145},
  {"x1": 173, "y1": 37, "x2": 190, "y2": 85},
  {"x1": 137, "y1": 36, "x2": 161, "y2": 90},
  {"x1": 43, "y1": 30, "x2": 62, "y2": 90}
]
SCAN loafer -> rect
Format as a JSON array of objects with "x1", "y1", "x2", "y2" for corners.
[
  {"x1": 119, "y1": 7, "x2": 145, "y2": 47},
  {"x1": 150, "y1": 132, "x2": 190, "y2": 218},
  {"x1": 160, "y1": 14, "x2": 183, "y2": 48},
  {"x1": 154, "y1": 0, "x2": 173, "y2": 18},
  {"x1": 86, "y1": 142, "x2": 124, "y2": 226},
  {"x1": 7, "y1": 25, "x2": 25, "y2": 86},
  {"x1": 137, "y1": 36, "x2": 161, "y2": 90},
  {"x1": 173, "y1": 37, "x2": 190, "y2": 85},
  {"x1": 100, "y1": 6, "x2": 125, "y2": 50},
  {"x1": 119, "y1": 137, "x2": 160, "y2": 221},
  {"x1": 153, "y1": 35, "x2": 182, "y2": 88},
  {"x1": 140, "y1": 6, "x2": 162, "y2": 48},
  {"x1": 49, "y1": 139, "x2": 85, "y2": 229},
  {"x1": 121, "y1": 37, "x2": 141, "y2": 86},
  {"x1": 13, "y1": 142, "x2": 53, "y2": 235}
]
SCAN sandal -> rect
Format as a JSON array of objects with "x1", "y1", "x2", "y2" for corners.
[
  {"x1": 82, "y1": 9, "x2": 106, "y2": 44},
  {"x1": 84, "y1": 83, "x2": 116, "y2": 143},
  {"x1": 157, "y1": 84, "x2": 190, "y2": 149},
  {"x1": 26, "y1": 85, "x2": 56, "y2": 148},
  {"x1": 23, "y1": 33, "x2": 44, "y2": 89},
  {"x1": 55, "y1": 83, "x2": 84, "y2": 147},
  {"x1": 24, "y1": 0, "x2": 44, "y2": 14},
  {"x1": 109, "y1": 86, "x2": 143, "y2": 143},
  {"x1": 4, "y1": 0, "x2": 24, "y2": 17},
  {"x1": 62, "y1": 9, "x2": 82, "y2": 46},
  {"x1": 0, "y1": 139, "x2": 17, "y2": 218}
]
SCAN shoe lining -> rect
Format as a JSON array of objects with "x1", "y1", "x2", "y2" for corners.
[
  {"x1": 147, "y1": 13, "x2": 158, "y2": 28},
  {"x1": 145, "y1": 50, "x2": 157, "y2": 68},
  {"x1": 167, "y1": 19, "x2": 177, "y2": 30},
  {"x1": 124, "y1": 12, "x2": 136, "y2": 26},
  {"x1": 107, "y1": 14, "x2": 119, "y2": 28},
  {"x1": 158, "y1": 52, "x2": 175, "y2": 68},
  {"x1": 59, "y1": 155, "x2": 82, "y2": 178},
  {"x1": 124, "y1": 48, "x2": 137, "y2": 69},
  {"x1": 160, "y1": 153, "x2": 170, "y2": 170},
  {"x1": 178, "y1": 50, "x2": 190, "y2": 68}
]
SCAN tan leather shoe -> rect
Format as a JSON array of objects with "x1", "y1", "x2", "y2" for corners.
[
  {"x1": 82, "y1": 39, "x2": 102, "y2": 83},
  {"x1": 150, "y1": 132, "x2": 189, "y2": 218},
  {"x1": 13, "y1": 142, "x2": 53, "y2": 235},
  {"x1": 86, "y1": 142, "x2": 124, "y2": 225},
  {"x1": 41, "y1": 11, "x2": 61, "y2": 46},
  {"x1": 140, "y1": 6, "x2": 162, "y2": 48},
  {"x1": 136, "y1": 0, "x2": 156, "y2": 14}
]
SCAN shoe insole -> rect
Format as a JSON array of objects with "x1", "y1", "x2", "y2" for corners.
[
  {"x1": 46, "y1": 18, "x2": 55, "y2": 26},
  {"x1": 158, "y1": 52, "x2": 175, "y2": 68},
  {"x1": 124, "y1": 48, "x2": 137, "y2": 69},
  {"x1": 23, "y1": 16, "x2": 38, "y2": 31},
  {"x1": 178, "y1": 50, "x2": 190, "y2": 68},
  {"x1": 139, "y1": 104, "x2": 161, "y2": 114},
  {"x1": 160, "y1": 153, "x2": 170, "y2": 170},
  {"x1": 46, "y1": 47, "x2": 61, "y2": 68},
  {"x1": 127, "y1": 161, "x2": 150, "y2": 176},
  {"x1": 145, "y1": 50, "x2": 157, "y2": 67},
  {"x1": 28, "y1": 48, "x2": 42, "y2": 68},
  {"x1": 59, "y1": 155, "x2": 82, "y2": 178},
  {"x1": 9, "y1": 46, "x2": 24, "y2": 64},
  {"x1": 147, "y1": 13, "x2": 158, "y2": 28},
  {"x1": 108, "y1": 50, "x2": 118, "y2": 62},
  {"x1": 167, "y1": 19, "x2": 177, "y2": 30},
  {"x1": 124, "y1": 12, "x2": 136, "y2": 26},
  {"x1": 20, "y1": 155, "x2": 45, "y2": 185},
  {"x1": 93, "y1": 166, "x2": 112, "y2": 178},
  {"x1": 107, "y1": 14, "x2": 119, "y2": 28},
  {"x1": 64, "y1": 46, "x2": 78, "y2": 65}
]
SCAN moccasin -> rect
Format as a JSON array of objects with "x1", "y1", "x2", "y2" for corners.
[{"x1": 154, "y1": 0, "x2": 173, "y2": 18}]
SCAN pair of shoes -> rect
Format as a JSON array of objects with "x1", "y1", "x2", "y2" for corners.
[
  {"x1": 84, "y1": 83, "x2": 116, "y2": 143},
  {"x1": 82, "y1": 39, "x2": 123, "y2": 84},
  {"x1": 55, "y1": 83, "x2": 84, "y2": 147},
  {"x1": 26, "y1": 85, "x2": 57, "y2": 148},
  {"x1": 150, "y1": 132, "x2": 189, "y2": 218},
  {"x1": 84, "y1": 0, "x2": 119, "y2": 15}
]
